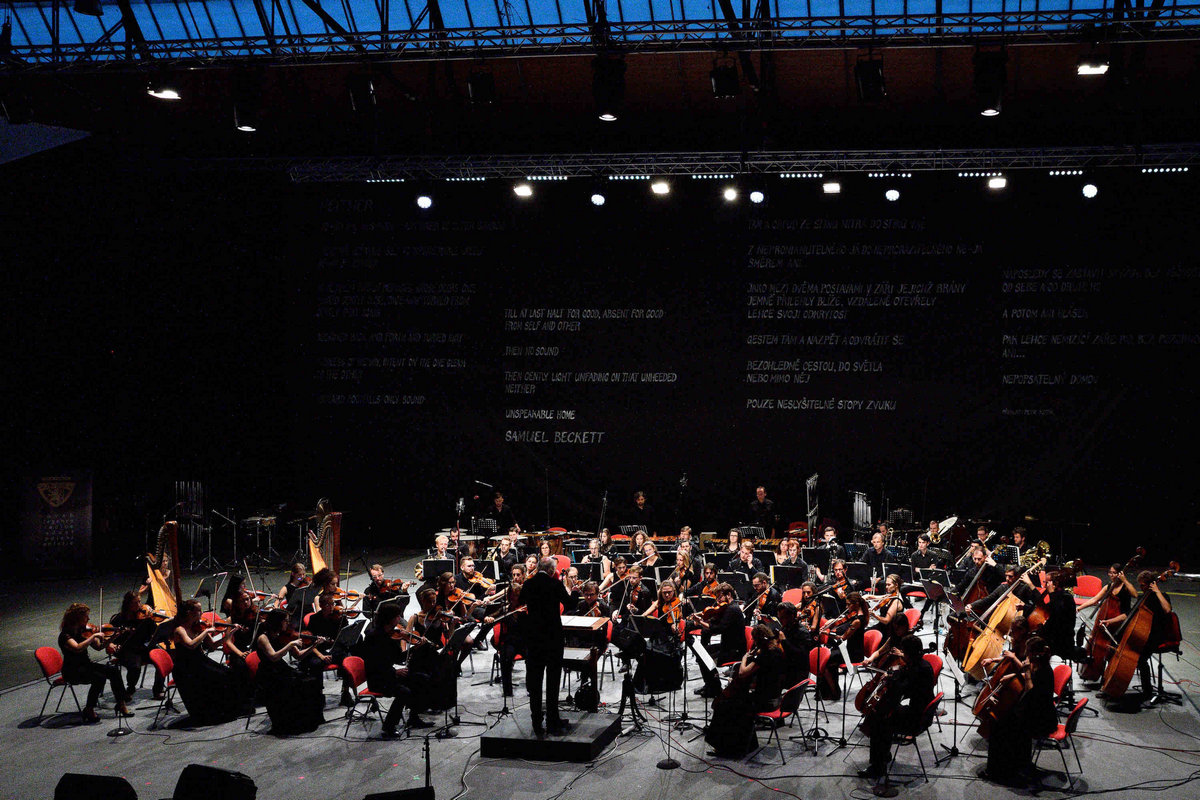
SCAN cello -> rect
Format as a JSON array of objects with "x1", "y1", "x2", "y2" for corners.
[
  {"x1": 1080, "y1": 548, "x2": 1144, "y2": 681},
  {"x1": 1100, "y1": 561, "x2": 1179, "y2": 698}
]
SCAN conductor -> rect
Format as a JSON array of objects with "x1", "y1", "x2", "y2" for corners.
[{"x1": 518, "y1": 556, "x2": 571, "y2": 737}]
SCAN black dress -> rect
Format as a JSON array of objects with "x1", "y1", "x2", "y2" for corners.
[
  {"x1": 987, "y1": 665, "x2": 1057, "y2": 782},
  {"x1": 171, "y1": 635, "x2": 247, "y2": 726},
  {"x1": 58, "y1": 629, "x2": 123, "y2": 709},
  {"x1": 254, "y1": 636, "x2": 325, "y2": 735}
]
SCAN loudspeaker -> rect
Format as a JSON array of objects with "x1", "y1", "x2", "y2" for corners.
[
  {"x1": 54, "y1": 773, "x2": 137, "y2": 800},
  {"x1": 173, "y1": 764, "x2": 256, "y2": 800},
  {"x1": 362, "y1": 789, "x2": 435, "y2": 800}
]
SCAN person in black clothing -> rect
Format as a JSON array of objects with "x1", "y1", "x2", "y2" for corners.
[
  {"x1": 705, "y1": 623, "x2": 787, "y2": 757},
  {"x1": 59, "y1": 602, "x2": 131, "y2": 723},
  {"x1": 749, "y1": 485, "x2": 778, "y2": 536},
  {"x1": 821, "y1": 591, "x2": 869, "y2": 700},
  {"x1": 253, "y1": 609, "x2": 326, "y2": 735},
  {"x1": 301, "y1": 591, "x2": 354, "y2": 703},
  {"x1": 494, "y1": 537, "x2": 522, "y2": 579},
  {"x1": 363, "y1": 564, "x2": 411, "y2": 616},
  {"x1": 953, "y1": 546, "x2": 1003, "y2": 599},
  {"x1": 983, "y1": 636, "x2": 1058, "y2": 785},
  {"x1": 484, "y1": 492, "x2": 521, "y2": 534},
  {"x1": 1028, "y1": 570, "x2": 1077, "y2": 662},
  {"x1": 862, "y1": 532, "x2": 890, "y2": 593},
  {"x1": 693, "y1": 583, "x2": 748, "y2": 698},
  {"x1": 730, "y1": 541, "x2": 763, "y2": 584},
  {"x1": 859, "y1": 635, "x2": 936, "y2": 781},
  {"x1": 169, "y1": 599, "x2": 248, "y2": 726},
  {"x1": 749, "y1": 572, "x2": 782, "y2": 624},
  {"x1": 775, "y1": 602, "x2": 814, "y2": 686},
  {"x1": 494, "y1": 565, "x2": 528, "y2": 697},
  {"x1": 518, "y1": 557, "x2": 571, "y2": 735},
  {"x1": 107, "y1": 590, "x2": 164, "y2": 699},
  {"x1": 910, "y1": 534, "x2": 942, "y2": 571},
  {"x1": 1134, "y1": 570, "x2": 1173, "y2": 698},
  {"x1": 969, "y1": 566, "x2": 1028, "y2": 617},
  {"x1": 628, "y1": 490, "x2": 656, "y2": 536},
  {"x1": 356, "y1": 603, "x2": 433, "y2": 737}
]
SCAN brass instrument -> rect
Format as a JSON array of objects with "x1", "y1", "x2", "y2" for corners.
[
  {"x1": 414, "y1": 562, "x2": 425, "y2": 581},
  {"x1": 1020, "y1": 541, "x2": 1051, "y2": 568}
]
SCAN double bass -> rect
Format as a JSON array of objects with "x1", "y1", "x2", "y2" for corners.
[
  {"x1": 1100, "y1": 561, "x2": 1179, "y2": 698},
  {"x1": 945, "y1": 556, "x2": 993, "y2": 661},
  {"x1": 1080, "y1": 548, "x2": 1144, "y2": 681},
  {"x1": 960, "y1": 557, "x2": 1046, "y2": 679}
]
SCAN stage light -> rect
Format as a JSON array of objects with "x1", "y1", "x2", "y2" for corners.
[
  {"x1": 416, "y1": 195, "x2": 433, "y2": 209},
  {"x1": 885, "y1": 188, "x2": 900, "y2": 202},
  {"x1": 723, "y1": 187, "x2": 738, "y2": 202},
  {"x1": 1082, "y1": 183, "x2": 1098, "y2": 199},
  {"x1": 234, "y1": 105, "x2": 258, "y2": 132},
  {"x1": 593, "y1": 57, "x2": 626, "y2": 122},
  {"x1": 854, "y1": 57, "x2": 886, "y2": 103},
  {"x1": 347, "y1": 74, "x2": 376, "y2": 113},
  {"x1": 710, "y1": 60, "x2": 739, "y2": 99},
  {"x1": 749, "y1": 190, "x2": 765, "y2": 204},
  {"x1": 987, "y1": 176, "x2": 1007, "y2": 190},
  {"x1": 590, "y1": 192, "x2": 606, "y2": 206},
  {"x1": 0, "y1": 19, "x2": 11, "y2": 59},
  {"x1": 147, "y1": 75, "x2": 181, "y2": 101},
  {"x1": 73, "y1": 0, "x2": 103, "y2": 16},
  {"x1": 650, "y1": 180, "x2": 670, "y2": 195},
  {"x1": 513, "y1": 183, "x2": 533, "y2": 198},
  {"x1": 1076, "y1": 54, "x2": 1109, "y2": 76},
  {"x1": 974, "y1": 49, "x2": 1006, "y2": 117},
  {"x1": 468, "y1": 70, "x2": 496, "y2": 103},
  {"x1": 823, "y1": 181, "x2": 841, "y2": 194}
]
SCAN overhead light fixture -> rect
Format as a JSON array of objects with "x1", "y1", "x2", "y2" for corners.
[
  {"x1": 974, "y1": 49, "x2": 1006, "y2": 117},
  {"x1": 147, "y1": 75, "x2": 181, "y2": 101},
  {"x1": 234, "y1": 105, "x2": 258, "y2": 132},
  {"x1": 468, "y1": 70, "x2": 496, "y2": 103},
  {"x1": 749, "y1": 190, "x2": 765, "y2": 204},
  {"x1": 1081, "y1": 183, "x2": 1098, "y2": 199},
  {"x1": 1076, "y1": 54, "x2": 1109, "y2": 76},
  {"x1": 73, "y1": 0, "x2": 103, "y2": 17},
  {"x1": 885, "y1": 188, "x2": 900, "y2": 202},
  {"x1": 854, "y1": 57, "x2": 886, "y2": 103},
  {"x1": 416, "y1": 195, "x2": 433, "y2": 209},
  {"x1": 710, "y1": 59, "x2": 739, "y2": 99},
  {"x1": 513, "y1": 183, "x2": 533, "y2": 198},
  {"x1": 650, "y1": 180, "x2": 670, "y2": 195},
  {"x1": 722, "y1": 187, "x2": 738, "y2": 202},
  {"x1": 592, "y1": 57, "x2": 626, "y2": 122},
  {"x1": 347, "y1": 74, "x2": 376, "y2": 113},
  {"x1": 987, "y1": 176, "x2": 1007, "y2": 190},
  {"x1": 823, "y1": 181, "x2": 841, "y2": 194}
]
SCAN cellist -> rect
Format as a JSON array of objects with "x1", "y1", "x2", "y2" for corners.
[
  {"x1": 1020, "y1": 568, "x2": 1077, "y2": 663},
  {"x1": 981, "y1": 636, "x2": 1057, "y2": 787}
]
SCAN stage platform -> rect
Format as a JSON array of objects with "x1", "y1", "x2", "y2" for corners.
[{"x1": 4, "y1": 551, "x2": 1200, "y2": 799}]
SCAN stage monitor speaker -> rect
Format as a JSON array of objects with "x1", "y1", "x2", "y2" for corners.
[
  {"x1": 362, "y1": 789, "x2": 435, "y2": 800},
  {"x1": 173, "y1": 764, "x2": 257, "y2": 800},
  {"x1": 55, "y1": 773, "x2": 137, "y2": 800}
]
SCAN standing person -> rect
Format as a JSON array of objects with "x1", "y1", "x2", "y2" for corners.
[
  {"x1": 518, "y1": 557, "x2": 571, "y2": 736},
  {"x1": 749, "y1": 485, "x2": 778, "y2": 536},
  {"x1": 59, "y1": 603, "x2": 131, "y2": 723},
  {"x1": 628, "y1": 490, "x2": 656, "y2": 536},
  {"x1": 485, "y1": 492, "x2": 521, "y2": 534}
]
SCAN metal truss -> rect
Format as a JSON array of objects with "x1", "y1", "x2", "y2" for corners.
[
  {"x1": 184, "y1": 144, "x2": 1200, "y2": 181},
  {"x1": 5, "y1": 8, "x2": 1200, "y2": 71}
]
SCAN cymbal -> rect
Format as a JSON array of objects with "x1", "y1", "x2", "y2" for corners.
[
  {"x1": 243, "y1": 516, "x2": 276, "y2": 524},
  {"x1": 458, "y1": 535, "x2": 484, "y2": 542}
]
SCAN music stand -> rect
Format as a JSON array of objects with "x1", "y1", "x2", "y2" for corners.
[
  {"x1": 921, "y1": 579, "x2": 949, "y2": 652},
  {"x1": 437, "y1": 622, "x2": 481, "y2": 738},
  {"x1": 689, "y1": 595, "x2": 716, "y2": 612},
  {"x1": 619, "y1": 525, "x2": 648, "y2": 536},
  {"x1": 476, "y1": 560, "x2": 501, "y2": 580},
  {"x1": 654, "y1": 565, "x2": 675, "y2": 585},
  {"x1": 420, "y1": 559, "x2": 455, "y2": 582},
  {"x1": 571, "y1": 549, "x2": 589, "y2": 564},
  {"x1": 803, "y1": 547, "x2": 829, "y2": 571},
  {"x1": 771, "y1": 564, "x2": 808, "y2": 590},
  {"x1": 737, "y1": 526, "x2": 765, "y2": 541},
  {"x1": 845, "y1": 562, "x2": 871, "y2": 590},
  {"x1": 575, "y1": 562, "x2": 602, "y2": 583},
  {"x1": 883, "y1": 563, "x2": 914, "y2": 583},
  {"x1": 686, "y1": 634, "x2": 718, "y2": 740},
  {"x1": 718, "y1": 571, "x2": 750, "y2": 601},
  {"x1": 755, "y1": 550, "x2": 777, "y2": 568},
  {"x1": 711, "y1": 553, "x2": 735, "y2": 572},
  {"x1": 471, "y1": 518, "x2": 498, "y2": 538}
]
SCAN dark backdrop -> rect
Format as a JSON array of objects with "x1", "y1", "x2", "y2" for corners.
[{"x1": 7, "y1": 143, "x2": 1198, "y2": 572}]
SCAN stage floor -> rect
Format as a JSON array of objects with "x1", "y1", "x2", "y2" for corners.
[{"x1": 4, "y1": 552, "x2": 1200, "y2": 800}]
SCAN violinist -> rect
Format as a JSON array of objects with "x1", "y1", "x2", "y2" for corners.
[
  {"x1": 276, "y1": 563, "x2": 309, "y2": 605},
  {"x1": 981, "y1": 636, "x2": 1057, "y2": 786},
  {"x1": 820, "y1": 591, "x2": 869, "y2": 700},
  {"x1": 107, "y1": 590, "x2": 163, "y2": 700},
  {"x1": 645, "y1": 580, "x2": 691, "y2": 635},
  {"x1": 559, "y1": 565, "x2": 582, "y2": 612},
  {"x1": 59, "y1": 602, "x2": 131, "y2": 722},
  {"x1": 867, "y1": 573, "x2": 906, "y2": 636},
  {"x1": 862, "y1": 532, "x2": 889, "y2": 593},
  {"x1": 858, "y1": 635, "x2": 935, "y2": 782},
  {"x1": 357, "y1": 602, "x2": 433, "y2": 736},
  {"x1": 750, "y1": 572, "x2": 781, "y2": 623},
  {"x1": 363, "y1": 563, "x2": 411, "y2": 616},
  {"x1": 599, "y1": 556, "x2": 630, "y2": 602},
  {"x1": 222, "y1": 587, "x2": 260, "y2": 685},
  {"x1": 797, "y1": 581, "x2": 822, "y2": 630},
  {"x1": 253, "y1": 609, "x2": 326, "y2": 735},
  {"x1": 692, "y1": 583, "x2": 747, "y2": 698},
  {"x1": 706, "y1": 624, "x2": 786, "y2": 757},
  {"x1": 495, "y1": 565, "x2": 528, "y2": 698},
  {"x1": 670, "y1": 544, "x2": 697, "y2": 593},
  {"x1": 775, "y1": 602, "x2": 814, "y2": 685},
  {"x1": 687, "y1": 562, "x2": 721, "y2": 600},
  {"x1": 407, "y1": 587, "x2": 447, "y2": 648},
  {"x1": 523, "y1": 553, "x2": 540, "y2": 579},
  {"x1": 456, "y1": 557, "x2": 499, "y2": 601},
  {"x1": 1021, "y1": 568, "x2": 1077, "y2": 662},
  {"x1": 220, "y1": 575, "x2": 249, "y2": 615},
  {"x1": 731, "y1": 540, "x2": 763, "y2": 583},
  {"x1": 301, "y1": 592, "x2": 353, "y2": 698},
  {"x1": 169, "y1": 599, "x2": 248, "y2": 725},
  {"x1": 819, "y1": 559, "x2": 852, "y2": 607},
  {"x1": 436, "y1": 572, "x2": 476, "y2": 618},
  {"x1": 580, "y1": 538, "x2": 611, "y2": 580},
  {"x1": 620, "y1": 566, "x2": 653, "y2": 621}
]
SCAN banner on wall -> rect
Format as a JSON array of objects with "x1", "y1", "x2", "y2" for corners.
[{"x1": 20, "y1": 472, "x2": 93, "y2": 575}]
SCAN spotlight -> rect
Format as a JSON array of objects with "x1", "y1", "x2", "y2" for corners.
[
  {"x1": 854, "y1": 58, "x2": 886, "y2": 103},
  {"x1": 467, "y1": 70, "x2": 496, "y2": 103},
  {"x1": 987, "y1": 176, "x2": 1007, "y2": 190},
  {"x1": 593, "y1": 57, "x2": 626, "y2": 122},
  {"x1": 722, "y1": 187, "x2": 738, "y2": 202},
  {"x1": 73, "y1": 0, "x2": 103, "y2": 16},
  {"x1": 885, "y1": 188, "x2": 900, "y2": 202},
  {"x1": 590, "y1": 192, "x2": 606, "y2": 206},
  {"x1": 822, "y1": 181, "x2": 841, "y2": 194},
  {"x1": 234, "y1": 105, "x2": 258, "y2": 132},
  {"x1": 513, "y1": 183, "x2": 533, "y2": 198},
  {"x1": 974, "y1": 50, "x2": 1006, "y2": 117},
  {"x1": 710, "y1": 60, "x2": 739, "y2": 99},
  {"x1": 1076, "y1": 54, "x2": 1109, "y2": 76},
  {"x1": 1, "y1": 19, "x2": 10, "y2": 59},
  {"x1": 147, "y1": 75, "x2": 181, "y2": 101},
  {"x1": 1082, "y1": 183, "x2": 1098, "y2": 199},
  {"x1": 416, "y1": 195, "x2": 433, "y2": 209},
  {"x1": 749, "y1": 190, "x2": 765, "y2": 204},
  {"x1": 650, "y1": 180, "x2": 670, "y2": 195},
  {"x1": 347, "y1": 74, "x2": 376, "y2": 113}
]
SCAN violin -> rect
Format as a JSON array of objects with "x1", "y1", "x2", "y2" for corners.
[
  {"x1": 466, "y1": 573, "x2": 497, "y2": 591},
  {"x1": 377, "y1": 578, "x2": 411, "y2": 593},
  {"x1": 446, "y1": 588, "x2": 478, "y2": 607},
  {"x1": 688, "y1": 600, "x2": 729, "y2": 624},
  {"x1": 280, "y1": 628, "x2": 330, "y2": 646},
  {"x1": 391, "y1": 625, "x2": 433, "y2": 648}
]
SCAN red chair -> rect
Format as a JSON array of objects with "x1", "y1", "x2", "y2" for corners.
[
  {"x1": 781, "y1": 588, "x2": 805, "y2": 606},
  {"x1": 719, "y1": 628, "x2": 755, "y2": 669},
  {"x1": 904, "y1": 608, "x2": 921, "y2": 632},
  {"x1": 923, "y1": 653, "x2": 943, "y2": 681},
  {"x1": 489, "y1": 625, "x2": 524, "y2": 686},
  {"x1": 243, "y1": 651, "x2": 262, "y2": 729},
  {"x1": 148, "y1": 648, "x2": 178, "y2": 729},
  {"x1": 34, "y1": 647, "x2": 82, "y2": 721},
  {"x1": 1073, "y1": 575, "x2": 1103, "y2": 606},
  {"x1": 754, "y1": 681, "x2": 809, "y2": 764},
  {"x1": 842, "y1": 630, "x2": 883, "y2": 694},
  {"x1": 1052, "y1": 663, "x2": 1074, "y2": 710},
  {"x1": 798, "y1": 646, "x2": 833, "y2": 719},
  {"x1": 1033, "y1": 697, "x2": 1088, "y2": 789},
  {"x1": 887, "y1": 691, "x2": 944, "y2": 784},
  {"x1": 553, "y1": 554, "x2": 572, "y2": 574},
  {"x1": 342, "y1": 655, "x2": 387, "y2": 735}
]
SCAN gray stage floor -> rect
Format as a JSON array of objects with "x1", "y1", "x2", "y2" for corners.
[{"x1": 4, "y1": 552, "x2": 1200, "y2": 799}]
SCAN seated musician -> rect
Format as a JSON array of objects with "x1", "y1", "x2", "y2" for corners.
[
  {"x1": 431, "y1": 534, "x2": 452, "y2": 561},
  {"x1": 494, "y1": 565, "x2": 528, "y2": 698},
  {"x1": 169, "y1": 599, "x2": 248, "y2": 725},
  {"x1": 59, "y1": 602, "x2": 131, "y2": 722},
  {"x1": 575, "y1": 579, "x2": 613, "y2": 621},
  {"x1": 867, "y1": 573, "x2": 907, "y2": 636},
  {"x1": 970, "y1": 566, "x2": 1026, "y2": 617},
  {"x1": 276, "y1": 563, "x2": 309, "y2": 605},
  {"x1": 730, "y1": 540, "x2": 763, "y2": 583},
  {"x1": 108, "y1": 589, "x2": 164, "y2": 701},
  {"x1": 580, "y1": 538, "x2": 611, "y2": 580},
  {"x1": 750, "y1": 572, "x2": 782, "y2": 624},
  {"x1": 599, "y1": 556, "x2": 631, "y2": 605},
  {"x1": 677, "y1": 527, "x2": 704, "y2": 567},
  {"x1": 821, "y1": 591, "x2": 869, "y2": 700},
  {"x1": 640, "y1": 541, "x2": 663, "y2": 572},
  {"x1": 818, "y1": 559, "x2": 853, "y2": 608},
  {"x1": 725, "y1": 528, "x2": 741, "y2": 553},
  {"x1": 301, "y1": 591, "x2": 353, "y2": 702},
  {"x1": 1101, "y1": 570, "x2": 1173, "y2": 698},
  {"x1": 817, "y1": 526, "x2": 844, "y2": 563},
  {"x1": 619, "y1": 566, "x2": 653, "y2": 621},
  {"x1": 596, "y1": 528, "x2": 614, "y2": 556},
  {"x1": 858, "y1": 635, "x2": 935, "y2": 781},
  {"x1": 670, "y1": 546, "x2": 697, "y2": 594},
  {"x1": 862, "y1": 532, "x2": 889, "y2": 593},
  {"x1": 562, "y1": 565, "x2": 583, "y2": 612},
  {"x1": 797, "y1": 581, "x2": 822, "y2": 630},
  {"x1": 1011, "y1": 526, "x2": 1029, "y2": 560},
  {"x1": 687, "y1": 562, "x2": 720, "y2": 600},
  {"x1": 864, "y1": 605, "x2": 912, "y2": 669},
  {"x1": 536, "y1": 538, "x2": 555, "y2": 561},
  {"x1": 705, "y1": 624, "x2": 786, "y2": 757},
  {"x1": 630, "y1": 530, "x2": 649, "y2": 556},
  {"x1": 221, "y1": 587, "x2": 259, "y2": 688},
  {"x1": 910, "y1": 533, "x2": 941, "y2": 572},
  {"x1": 777, "y1": 538, "x2": 808, "y2": 575},
  {"x1": 253, "y1": 609, "x2": 325, "y2": 735},
  {"x1": 954, "y1": 545, "x2": 1002, "y2": 599},
  {"x1": 692, "y1": 583, "x2": 747, "y2": 698},
  {"x1": 981, "y1": 635, "x2": 1057, "y2": 785},
  {"x1": 1021, "y1": 568, "x2": 1077, "y2": 663},
  {"x1": 645, "y1": 579, "x2": 691, "y2": 637},
  {"x1": 363, "y1": 563, "x2": 410, "y2": 616},
  {"x1": 495, "y1": 536, "x2": 522, "y2": 579},
  {"x1": 357, "y1": 602, "x2": 434, "y2": 736},
  {"x1": 523, "y1": 553, "x2": 540, "y2": 579},
  {"x1": 456, "y1": 556, "x2": 499, "y2": 600},
  {"x1": 1078, "y1": 563, "x2": 1137, "y2": 673},
  {"x1": 776, "y1": 602, "x2": 814, "y2": 686}
]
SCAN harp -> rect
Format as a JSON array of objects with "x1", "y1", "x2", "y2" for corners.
[
  {"x1": 308, "y1": 511, "x2": 342, "y2": 576},
  {"x1": 146, "y1": 521, "x2": 183, "y2": 618}
]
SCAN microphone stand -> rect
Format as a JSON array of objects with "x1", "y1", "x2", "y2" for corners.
[{"x1": 596, "y1": 490, "x2": 608, "y2": 538}]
